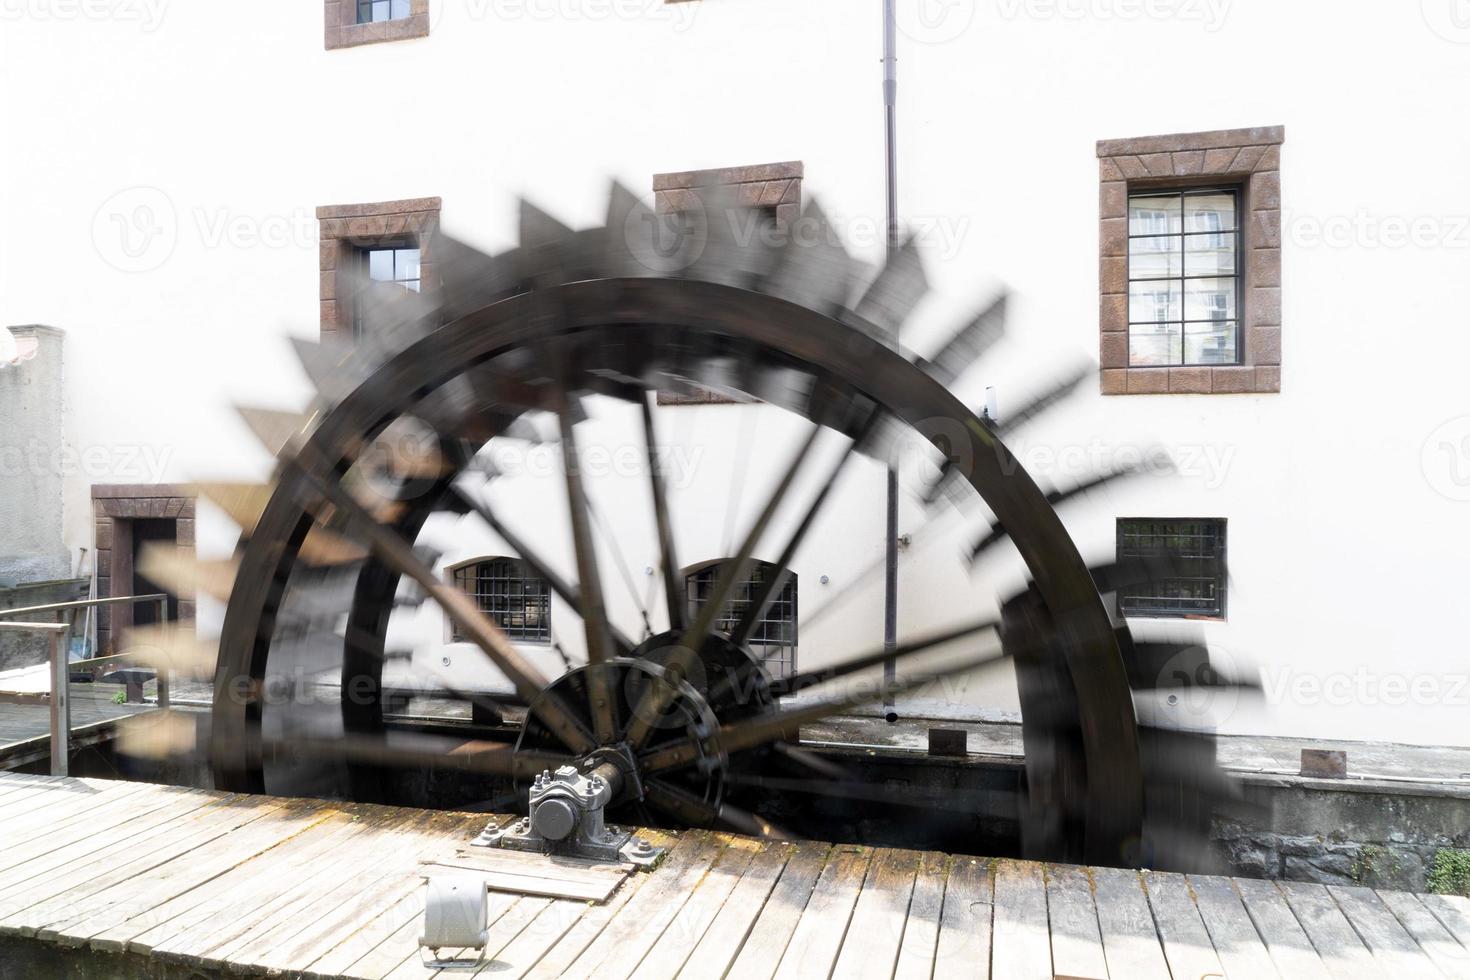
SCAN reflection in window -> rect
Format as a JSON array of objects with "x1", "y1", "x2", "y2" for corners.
[
  {"x1": 1126, "y1": 189, "x2": 1241, "y2": 367},
  {"x1": 451, "y1": 558, "x2": 551, "y2": 643},
  {"x1": 686, "y1": 560, "x2": 798, "y2": 679},
  {"x1": 353, "y1": 245, "x2": 421, "y2": 338},
  {"x1": 357, "y1": 0, "x2": 410, "y2": 23}
]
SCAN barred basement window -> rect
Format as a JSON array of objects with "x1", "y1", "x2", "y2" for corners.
[
  {"x1": 1127, "y1": 188, "x2": 1241, "y2": 367},
  {"x1": 686, "y1": 560, "x2": 798, "y2": 679},
  {"x1": 1115, "y1": 518, "x2": 1227, "y2": 619},
  {"x1": 451, "y1": 558, "x2": 551, "y2": 643},
  {"x1": 358, "y1": 0, "x2": 410, "y2": 23}
]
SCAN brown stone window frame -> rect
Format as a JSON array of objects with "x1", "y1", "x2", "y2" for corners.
[
  {"x1": 92, "y1": 485, "x2": 196, "y2": 656},
  {"x1": 1098, "y1": 127, "x2": 1283, "y2": 395},
  {"x1": 651, "y1": 161, "x2": 804, "y2": 405},
  {"x1": 318, "y1": 197, "x2": 441, "y2": 342},
  {"x1": 325, "y1": 0, "x2": 430, "y2": 50}
]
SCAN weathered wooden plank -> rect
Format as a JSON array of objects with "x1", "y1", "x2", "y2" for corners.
[
  {"x1": 633, "y1": 836, "x2": 760, "y2": 980},
  {"x1": 1276, "y1": 881, "x2": 1384, "y2": 980},
  {"x1": 1091, "y1": 866, "x2": 1169, "y2": 980},
  {"x1": 487, "y1": 892, "x2": 633, "y2": 980},
  {"x1": 1233, "y1": 877, "x2": 1334, "y2": 980},
  {"x1": 678, "y1": 841, "x2": 795, "y2": 978},
  {"x1": 932, "y1": 856, "x2": 992, "y2": 980},
  {"x1": 518, "y1": 830, "x2": 683, "y2": 980},
  {"x1": 0, "y1": 783, "x2": 186, "y2": 876},
  {"x1": 1187, "y1": 874, "x2": 1281, "y2": 980},
  {"x1": 39, "y1": 799, "x2": 319, "y2": 944},
  {"x1": 145, "y1": 810, "x2": 396, "y2": 963},
  {"x1": 214, "y1": 811, "x2": 452, "y2": 971},
  {"x1": 722, "y1": 842, "x2": 831, "y2": 980},
  {"x1": 1144, "y1": 870, "x2": 1225, "y2": 980},
  {"x1": 111, "y1": 806, "x2": 358, "y2": 954},
  {"x1": 831, "y1": 847, "x2": 922, "y2": 980},
  {"x1": 342, "y1": 907, "x2": 428, "y2": 979},
  {"x1": 768, "y1": 845, "x2": 871, "y2": 980},
  {"x1": 1422, "y1": 893, "x2": 1470, "y2": 949},
  {"x1": 10, "y1": 799, "x2": 286, "y2": 940},
  {"x1": 419, "y1": 861, "x2": 627, "y2": 903},
  {"x1": 562, "y1": 832, "x2": 726, "y2": 980},
  {"x1": 1328, "y1": 885, "x2": 1446, "y2": 978},
  {"x1": 304, "y1": 886, "x2": 426, "y2": 979},
  {"x1": 893, "y1": 852, "x2": 948, "y2": 980},
  {"x1": 1045, "y1": 864, "x2": 1107, "y2": 980},
  {"x1": 991, "y1": 859, "x2": 1053, "y2": 980},
  {"x1": 1377, "y1": 890, "x2": 1470, "y2": 980},
  {"x1": 0, "y1": 794, "x2": 255, "y2": 933}
]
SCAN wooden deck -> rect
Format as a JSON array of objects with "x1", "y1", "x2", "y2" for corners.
[{"x1": 2, "y1": 772, "x2": 1470, "y2": 979}]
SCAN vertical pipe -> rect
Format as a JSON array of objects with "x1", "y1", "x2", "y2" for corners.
[
  {"x1": 881, "y1": 0, "x2": 900, "y2": 718},
  {"x1": 49, "y1": 629, "x2": 69, "y2": 776}
]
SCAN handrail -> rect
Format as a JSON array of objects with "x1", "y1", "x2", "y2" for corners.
[
  {"x1": 0, "y1": 622, "x2": 71, "y2": 774},
  {"x1": 0, "y1": 592, "x2": 170, "y2": 618},
  {"x1": 0, "y1": 593, "x2": 173, "y2": 777}
]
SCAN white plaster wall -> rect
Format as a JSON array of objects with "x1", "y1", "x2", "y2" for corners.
[{"x1": 3, "y1": 0, "x2": 1469, "y2": 745}]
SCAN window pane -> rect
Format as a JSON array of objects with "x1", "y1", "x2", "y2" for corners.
[
  {"x1": 1184, "y1": 277, "x2": 1236, "y2": 321},
  {"x1": 1129, "y1": 195, "x2": 1181, "y2": 236},
  {"x1": 1128, "y1": 324, "x2": 1181, "y2": 366},
  {"x1": 1129, "y1": 279, "x2": 1180, "y2": 323},
  {"x1": 1116, "y1": 518, "x2": 1226, "y2": 618},
  {"x1": 368, "y1": 249, "x2": 394, "y2": 281},
  {"x1": 1185, "y1": 321, "x2": 1237, "y2": 365},
  {"x1": 1184, "y1": 232, "x2": 1236, "y2": 276},
  {"x1": 395, "y1": 247, "x2": 421, "y2": 282},
  {"x1": 1128, "y1": 235, "x2": 1181, "y2": 279},
  {"x1": 373, "y1": 0, "x2": 390, "y2": 22},
  {"x1": 1184, "y1": 192, "x2": 1236, "y2": 233},
  {"x1": 390, "y1": 0, "x2": 410, "y2": 17}
]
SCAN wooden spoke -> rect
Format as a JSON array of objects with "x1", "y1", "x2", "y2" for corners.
[
  {"x1": 641, "y1": 395, "x2": 687, "y2": 633},
  {"x1": 772, "y1": 617, "x2": 1002, "y2": 697},
  {"x1": 554, "y1": 391, "x2": 619, "y2": 745},
  {"x1": 731, "y1": 428, "x2": 866, "y2": 646},
  {"x1": 624, "y1": 423, "x2": 824, "y2": 752},
  {"x1": 450, "y1": 482, "x2": 636, "y2": 655},
  {"x1": 284, "y1": 451, "x2": 596, "y2": 756},
  {"x1": 643, "y1": 780, "x2": 795, "y2": 840},
  {"x1": 641, "y1": 619, "x2": 1006, "y2": 775},
  {"x1": 266, "y1": 730, "x2": 567, "y2": 779}
]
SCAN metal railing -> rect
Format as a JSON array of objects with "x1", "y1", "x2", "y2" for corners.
[{"x1": 0, "y1": 593, "x2": 172, "y2": 776}]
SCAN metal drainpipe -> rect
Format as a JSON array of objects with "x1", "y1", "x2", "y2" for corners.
[{"x1": 881, "y1": 0, "x2": 899, "y2": 721}]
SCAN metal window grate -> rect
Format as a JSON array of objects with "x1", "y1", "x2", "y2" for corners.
[
  {"x1": 686, "y1": 561, "x2": 797, "y2": 679},
  {"x1": 1116, "y1": 518, "x2": 1227, "y2": 619},
  {"x1": 1126, "y1": 187, "x2": 1242, "y2": 367},
  {"x1": 357, "y1": 0, "x2": 410, "y2": 24},
  {"x1": 451, "y1": 558, "x2": 551, "y2": 643}
]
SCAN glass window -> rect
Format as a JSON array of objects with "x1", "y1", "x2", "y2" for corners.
[
  {"x1": 686, "y1": 560, "x2": 798, "y2": 679},
  {"x1": 1126, "y1": 189, "x2": 1241, "y2": 367},
  {"x1": 357, "y1": 0, "x2": 411, "y2": 24},
  {"x1": 1115, "y1": 518, "x2": 1227, "y2": 619},
  {"x1": 451, "y1": 558, "x2": 551, "y2": 643},
  {"x1": 354, "y1": 245, "x2": 421, "y2": 338}
]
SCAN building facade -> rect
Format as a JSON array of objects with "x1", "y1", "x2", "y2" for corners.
[{"x1": 3, "y1": 0, "x2": 1469, "y2": 747}]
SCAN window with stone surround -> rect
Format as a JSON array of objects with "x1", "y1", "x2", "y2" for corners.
[
  {"x1": 652, "y1": 161, "x2": 803, "y2": 404},
  {"x1": 1098, "y1": 127, "x2": 1283, "y2": 395},
  {"x1": 325, "y1": 0, "x2": 429, "y2": 49},
  {"x1": 1115, "y1": 517, "x2": 1227, "y2": 620},
  {"x1": 317, "y1": 198, "x2": 440, "y2": 342}
]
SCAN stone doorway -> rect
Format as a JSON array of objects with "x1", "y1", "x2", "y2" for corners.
[{"x1": 92, "y1": 485, "x2": 196, "y2": 655}]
